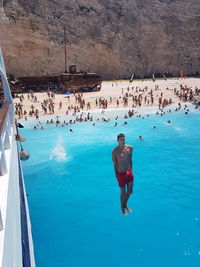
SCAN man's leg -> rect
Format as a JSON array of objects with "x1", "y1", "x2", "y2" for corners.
[
  {"x1": 16, "y1": 134, "x2": 26, "y2": 142},
  {"x1": 15, "y1": 121, "x2": 26, "y2": 142},
  {"x1": 124, "y1": 182, "x2": 133, "y2": 212},
  {"x1": 120, "y1": 187, "x2": 128, "y2": 216}
]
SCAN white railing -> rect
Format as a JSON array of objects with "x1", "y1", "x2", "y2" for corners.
[
  {"x1": 0, "y1": 46, "x2": 15, "y2": 231},
  {"x1": 0, "y1": 103, "x2": 13, "y2": 232},
  {"x1": 0, "y1": 48, "x2": 35, "y2": 266},
  {"x1": 0, "y1": 103, "x2": 12, "y2": 177}
]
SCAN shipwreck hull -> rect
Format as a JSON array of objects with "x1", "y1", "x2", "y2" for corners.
[
  {"x1": 61, "y1": 80, "x2": 102, "y2": 92},
  {"x1": 60, "y1": 72, "x2": 102, "y2": 92},
  {"x1": 9, "y1": 67, "x2": 102, "y2": 93},
  {"x1": 17, "y1": 76, "x2": 59, "y2": 85}
]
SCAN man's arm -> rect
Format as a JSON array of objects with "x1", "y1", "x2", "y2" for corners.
[{"x1": 112, "y1": 150, "x2": 118, "y2": 177}]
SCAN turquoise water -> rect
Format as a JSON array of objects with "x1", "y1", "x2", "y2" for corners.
[{"x1": 21, "y1": 108, "x2": 200, "y2": 267}]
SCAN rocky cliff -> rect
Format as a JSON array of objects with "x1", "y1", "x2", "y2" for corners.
[{"x1": 0, "y1": 0, "x2": 200, "y2": 79}]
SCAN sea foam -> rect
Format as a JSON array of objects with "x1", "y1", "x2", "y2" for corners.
[{"x1": 49, "y1": 137, "x2": 67, "y2": 161}]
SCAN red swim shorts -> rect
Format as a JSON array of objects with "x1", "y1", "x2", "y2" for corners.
[{"x1": 116, "y1": 169, "x2": 134, "y2": 187}]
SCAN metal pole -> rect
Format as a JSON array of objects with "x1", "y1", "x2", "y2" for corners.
[{"x1": 64, "y1": 26, "x2": 67, "y2": 73}]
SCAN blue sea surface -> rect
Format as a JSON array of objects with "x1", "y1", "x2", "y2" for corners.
[{"x1": 21, "y1": 108, "x2": 200, "y2": 267}]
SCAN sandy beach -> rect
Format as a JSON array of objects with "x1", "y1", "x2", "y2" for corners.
[{"x1": 14, "y1": 77, "x2": 200, "y2": 124}]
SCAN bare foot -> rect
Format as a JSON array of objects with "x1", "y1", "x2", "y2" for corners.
[
  {"x1": 121, "y1": 207, "x2": 128, "y2": 216},
  {"x1": 125, "y1": 206, "x2": 133, "y2": 213},
  {"x1": 16, "y1": 135, "x2": 26, "y2": 142}
]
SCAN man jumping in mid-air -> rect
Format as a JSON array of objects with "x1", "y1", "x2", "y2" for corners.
[{"x1": 112, "y1": 133, "x2": 134, "y2": 216}]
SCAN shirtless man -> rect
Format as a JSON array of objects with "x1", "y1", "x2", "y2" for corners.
[{"x1": 112, "y1": 133, "x2": 134, "y2": 216}]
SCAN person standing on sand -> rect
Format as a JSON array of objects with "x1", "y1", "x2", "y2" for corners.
[{"x1": 112, "y1": 133, "x2": 134, "y2": 216}]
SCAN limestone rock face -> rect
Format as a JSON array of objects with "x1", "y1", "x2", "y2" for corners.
[{"x1": 0, "y1": 0, "x2": 200, "y2": 79}]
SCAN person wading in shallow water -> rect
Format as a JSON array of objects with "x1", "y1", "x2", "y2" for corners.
[{"x1": 112, "y1": 133, "x2": 134, "y2": 216}]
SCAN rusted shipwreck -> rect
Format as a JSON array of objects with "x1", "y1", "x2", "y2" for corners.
[{"x1": 11, "y1": 64, "x2": 102, "y2": 93}]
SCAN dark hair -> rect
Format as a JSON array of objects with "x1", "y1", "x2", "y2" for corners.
[{"x1": 117, "y1": 133, "x2": 125, "y2": 140}]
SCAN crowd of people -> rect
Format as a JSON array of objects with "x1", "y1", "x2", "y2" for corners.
[
  {"x1": 13, "y1": 83, "x2": 200, "y2": 123},
  {"x1": 30, "y1": 102, "x2": 193, "y2": 133}
]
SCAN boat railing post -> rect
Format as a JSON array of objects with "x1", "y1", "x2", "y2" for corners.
[
  {"x1": 4, "y1": 113, "x2": 11, "y2": 150},
  {"x1": 6, "y1": 113, "x2": 12, "y2": 136},
  {"x1": 4, "y1": 129, "x2": 11, "y2": 150},
  {"x1": 0, "y1": 208, "x2": 3, "y2": 231},
  {"x1": 0, "y1": 132, "x2": 8, "y2": 176}
]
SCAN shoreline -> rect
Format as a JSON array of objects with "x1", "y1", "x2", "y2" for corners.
[
  {"x1": 18, "y1": 102, "x2": 197, "y2": 128},
  {"x1": 14, "y1": 77, "x2": 200, "y2": 127}
]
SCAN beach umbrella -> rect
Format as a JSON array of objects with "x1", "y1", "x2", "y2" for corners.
[{"x1": 64, "y1": 92, "x2": 72, "y2": 95}]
